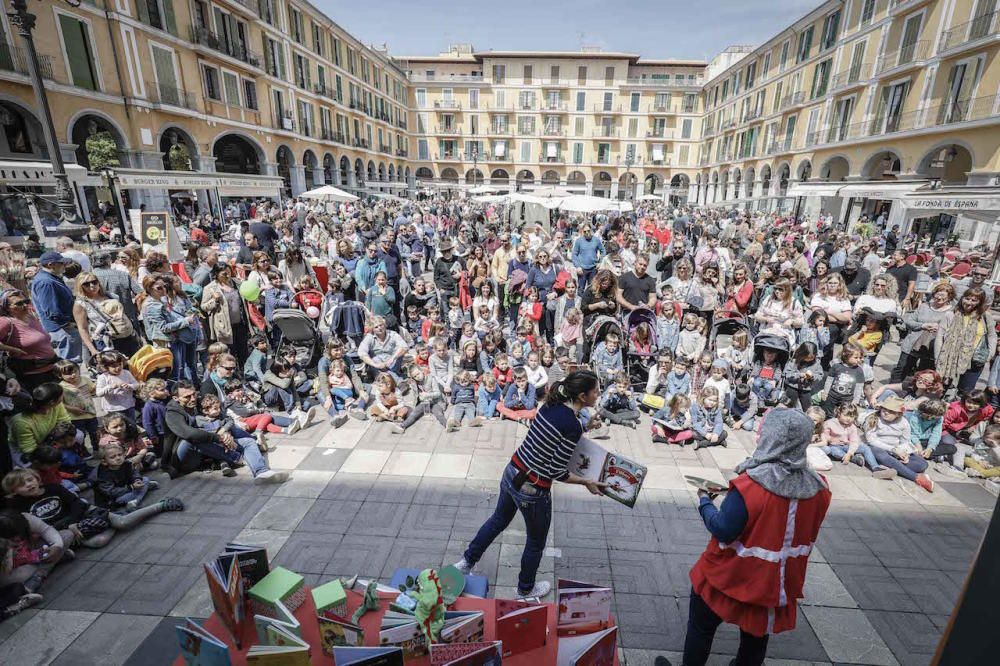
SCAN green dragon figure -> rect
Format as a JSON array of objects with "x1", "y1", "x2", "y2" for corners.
[
  {"x1": 412, "y1": 568, "x2": 445, "y2": 644},
  {"x1": 351, "y1": 580, "x2": 380, "y2": 625}
]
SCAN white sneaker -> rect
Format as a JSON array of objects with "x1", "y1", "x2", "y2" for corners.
[
  {"x1": 254, "y1": 470, "x2": 289, "y2": 484},
  {"x1": 287, "y1": 418, "x2": 302, "y2": 435},
  {"x1": 304, "y1": 405, "x2": 321, "y2": 427},
  {"x1": 295, "y1": 410, "x2": 310, "y2": 428},
  {"x1": 453, "y1": 558, "x2": 473, "y2": 575},
  {"x1": 516, "y1": 581, "x2": 551, "y2": 599}
]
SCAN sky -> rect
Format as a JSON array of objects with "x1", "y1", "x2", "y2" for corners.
[{"x1": 316, "y1": 0, "x2": 821, "y2": 62}]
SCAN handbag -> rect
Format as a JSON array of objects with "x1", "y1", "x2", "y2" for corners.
[
  {"x1": 684, "y1": 282, "x2": 704, "y2": 310},
  {"x1": 972, "y1": 326, "x2": 990, "y2": 366}
]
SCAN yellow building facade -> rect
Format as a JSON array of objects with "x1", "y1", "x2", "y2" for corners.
[{"x1": 0, "y1": 0, "x2": 997, "y2": 243}]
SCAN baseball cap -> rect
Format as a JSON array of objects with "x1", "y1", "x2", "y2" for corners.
[{"x1": 39, "y1": 251, "x2": 67, "y2": 265}]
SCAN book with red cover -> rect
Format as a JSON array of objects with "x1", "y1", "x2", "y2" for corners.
[
  {"x1": 204, "y1": 555, "x2": 246, "y2": 648},
  {"x1": 496, "y1": 601, "x2": 547, "y2": 658},
  {"x1": 557, "y1": 627, "x2": 618, "y2": 665}
]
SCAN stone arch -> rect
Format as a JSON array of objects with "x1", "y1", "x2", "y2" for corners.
[
  {"x1": 719, "y1": 170, "x2": 729, "y2": 200},
  {"x1": 158, "y1": 124, "x2": 198, "y2": 171},
  {"x1": 490, "y1": 168, "x2": 510, "y2": 184},
  {"x1": 388, "y1": 164, "x2": 395, "y2": 181},
  {"x1": 796, "y1": 159, "x2": 812, "y2": 182},
  {"x1": 819, "y1": 155, "x2": 850, "y2": 182},
  {"x1": 593, "y1": 171, "x2": 612, "y2": 197},
  {"x1": 354, "y1": 158, "x2": 365, "y2": 185},
  {"x1": 415, "y1": 166, "x2": 434, "y2": 180},
  {"x1": 618, "y1": 172, "x2": 637, "y2": 200},
  {"x1": 541, "y1": 169, "x2": 560, "y2": 184},
  {"x1": 516, "y1": 169, "x2": 535, "y2": 190},
  {"x1": 465, "y1": 168, "x2": 484, "y2": 184},
  {"x1": 378, "y1": 162, "x2": 386, "y2": 181},
  {"x1": 0, "y1": 98, "x2": 47, "y2": 159},
  {"x1": 731, "y1": 168, "x2": 742, "y2": 198},
  {"x1": 69, "y1": 111, "x2": 129, "y2": 171},
  {"x1": 303, "y1": 150, "x2": 319, "y2": 189},
  {"x1": 645, "y1": 173, "x2": 664, "y2": 194},
  {"x1": 404, "y1": 167, "x2": 411, "y2": 182},
  {"x1": 275, "y1": 145, "x2": 295, "y2": 195},
  {"x1": 860, "y1": 150, "x2": 902, "y2": 180},
  {"x1": 339, "y1": 155, "x2": 350, "y2": 186},
  {"x1": 743, "y1": 167, "x2": 755, "y2": 198},
  {"x1": 213, "y1": 133, "x2": 264, "y2": 175},
  {"x1": 566, "y1": 170, "x2": 586, "y2": 185},
  {"x1": 760, "y1": 164, "x2": 773, "y2": 194},
  {"x1": 915, "y1": 142, "x2": 974, "y2": 185},
  {"x1": 440, "y1": 167, "x2": 459, "y2": 183},
  {"x1": 777, "y1": 163, "x2": 791, "y2": 196},
  {"x1": 323, "y1": 153, "x2": 335, "y2": 185},
  {"x1": 367, "y1": 160, "x2": 376, "y2": 182}
]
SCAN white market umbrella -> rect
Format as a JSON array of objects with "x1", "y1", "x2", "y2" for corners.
[
  {"x1": 299, "y1": 184, "x2": 359, "y2": 202},
  {"x1": 526, "y1": 185, "x2": 573, "y2": 199},
  {"x1": 557, "y1": 194, "x2": 627, "y2": 213},
  {"x1": 469, "y1": 184, "x2": 501, "y2": 194},
  {"x1": 637, "y1": 193, "x2": 662, "y2": 201}
]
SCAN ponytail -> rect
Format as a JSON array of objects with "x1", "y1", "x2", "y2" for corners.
[{"x1": 544, "y1": 370, "x2": 599, "y2": 407}]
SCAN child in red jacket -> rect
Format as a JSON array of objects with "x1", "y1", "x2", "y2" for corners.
[{"x1": 939, "y1": 390, "x2": 994, "y2": 468}]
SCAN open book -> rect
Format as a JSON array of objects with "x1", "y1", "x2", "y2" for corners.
[
  {"x1": 557, "y1": 626, "x2": 618, "y2": 665},
  {"x1": 568, "y1": 437, "x2": 647, "y2": 507},
  {"x1": 203, "y1": 555, "x2": 245, "y2": 648},
  {"x1": 176, "y1": 618, "x2": 231, "y2": 666}
]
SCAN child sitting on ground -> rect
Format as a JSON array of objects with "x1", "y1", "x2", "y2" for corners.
[
  {"x1": 652, "y1": 394, "x2": 692, "y2": 444},
  {"x1": 598, "y1": 372, "x2": 640, "y2": 429},
  {"x1": 675, "y1": 313, "x2": 706, "y2": 364},
  {"x1": 94, "y1": 442, "x2": 159, "y2": 511},
  {"x1": 447, "y1": 370, "x2": 484, "y2": 431},
  {"x1": 965, "y1": 424, "x2": 1000, "y2": 478},
  {"x1": 863, "y1": 396, "x2": 934, "y2": 492},
  {"x1": 368, "y1": 373, "x2": 411, "y2": 424},
  {"x1": 497, "y1": 367, "x2": 538, "y2": 425},
  {"x1": 224, "y1": 380, "x2": 300, "y2": 443},
  {"x1": 591, "y1": 332, "x2": 624, "y2": 384},
  {"x1": 477, "y1": 372, "x2": 502, "y2": 420},
  {"x1": 703, "y1": 359, "x2": 732, "y2": 414},
  {"x1": 140, "y1": 378, "x2": 170, "y2": 460},
  {"x1": 42, "y1": 423, "x2": 90, "y2": 490},
  {"x1": 55, "y1": 360, "x2": 97, "y2": 456},
  {"x1": 725, "y1": 383, "x2": 759, "y2": 431},
  {"x1": 244, "y1": 334, "x2": 270, "y2": 385},
  {"x1": 691, "y1": 386, "x2": 727, "y2": 450},
  {"x1": 690, "y1": 351, "x2": 715, "y2": 396},
  {"x1": 819, "y1": 403, "x2": 895, "y2": 478},
  {"x1": 99, "y1": 414, "x2": 157, "y2": 472},
  {"x1": 805, "y1": 406, "x2": 832, "y2": 471},
  {"x1": 905, "y1": 399, "x2": 947, "y2": 462},
  {"x1": 391, "y1": 364, "x2": 448, "y2": 434},
  {"x1": 492, "y1": 353, "x2": 514, "y2": 391},
  {"x1": 525, "y1": 351, "x2": 548, "y2": 398}
]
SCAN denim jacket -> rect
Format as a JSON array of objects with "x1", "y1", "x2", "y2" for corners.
[
  {"x1": 690, "y1": 402, "x2": 724, "y2": 437},
  {"x1": 141, "y1": 298, "x2": 196, "y2": 344}
]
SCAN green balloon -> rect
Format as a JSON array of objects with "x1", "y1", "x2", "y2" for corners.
[{"x1": 239, "y1": 280, "x2": 261, "y2": 302}]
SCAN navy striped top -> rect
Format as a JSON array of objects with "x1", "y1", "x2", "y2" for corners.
[{"x1": 513, "y1": 403, "x2": 584, "y2": 483}]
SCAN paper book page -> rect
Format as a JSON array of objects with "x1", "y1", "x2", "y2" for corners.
[{"x1": 567, "y1": 437, "x2": 608, "y2": 482}]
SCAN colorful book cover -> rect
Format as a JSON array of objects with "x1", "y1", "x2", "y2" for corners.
[
  {"x1": 439, "y1": 610, "x2": 485, "y2": 644},
  {"x1": 496, "y1": 603, "x2": 548, "y2": 657},
  {"x1": 203, "y1": 557, "x2": 245, "y2": 648},
  {"x1": 318, "y1": 613, "x2": 364, "y2": 655},
  {"x1": 557, "y1": 627, "x2": 617, "y2": 666},
  {"x1": 557, "y1": 579, "x2": 612, "y2": 636},
  {"x1": 332, "y1": 646, "x2": 405, "y2": 666},
  {"x1": 246, "y1": 622, "x2": 310, "y2": 665},
  {"x1": 223, "y1": 542, "x2": 270, "y2": 591},
  {"x1": 430, "y1": 641, "x2": 503, "y2": 666},
  {"x1": 378, "y1": 619, "x2": 429, "y2": 659},
  {"x1": 601, "y1": 452, "x2": 647, "y2": 508},
  {"x1": 176, "y1": 618, "x2": 232, "y2": 666},
  {"x1": 253, "y1": 599, "x2": 301, "y2": 644}
]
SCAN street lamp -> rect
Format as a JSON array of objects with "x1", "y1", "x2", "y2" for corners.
[
  {"x1": 7, "y1": 0, "x2": 82, "y2": 227},
  {"x1": 621, "y1": 151, "x2": 635, "y2": 202}
]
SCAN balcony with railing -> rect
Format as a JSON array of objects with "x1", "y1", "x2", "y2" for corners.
[
  {"x1": 379, "y1": 144, "x2": 392, "y2": 154},
  {"x1": 890, "y1": 0, "x2": 930, "y2": 15},
  {"x1": 486, "y1": 126, "x2": 513, "y2": 136},
  {"x1": 699, "y1": 154, "x2": 711, "y2": 166},
  {"x1": 434, "y1": 99, "x2": 462, "y2": 110},
  {"x1": 645, "y1": 129, "x2": 674, "y2": 139},
  {"x1": 539, "y1": 127, "x2": 565, "y2": 138},
  {"x1": 396, "y1": 149, "x2": 408, "y2": 158},
  {"x1": 542, "y1": 79, "x2": 571, "y2": 88},
  {"x1": 592, "y1": 104, "x2": 623, "y2": 113},
  {"x1": 591, "y1": 128, "x2": 620, "y2": 137},
  {"x1": 273, "y1": 114, "x2": 295, "y2": 132},
  {"x1": 720, "y1": 118, "x2": 737, "y2": 131},
  {"x1": 767, "y1": 138, "x2": 793, "y2": 155},
  {"x1": 189, "y1": 27, "x2": 261, "y2": 68},
  {"x1": 624, "y1": 77, "x2": 703, "y2": 87},
  {"x1": 681, "y1": 103, "x2": 697, "y2": 113},
  {"x1": 939, "y1": 10, "x2": 1000, "y2": 52},
  {"x1": 875, "y1": 40, "x2": 931, "y2": 74},
  {"x1": 517, "y1": 101, "x2": 538, "y2": 111},
  {"x1": 141, "y1": 80, "x2": 198, "y2": 110},
  {"x1": 321, "y1": 129, "x2": 346, "y2": 144},
  {"x1": 541, "y1": 102, "x2": 568, "y2": 112},
  {"x1": 779, "y1": 91, "x2": 806, "y2": 111},
  {"x1": 830, "y1": 63, "x2": 872, "y2": 92},
  {"x1": 647, "y1": 104, "x2": 673, "y2": 114},
  {"x1": 435, "y1": 153, "x2": 460, "y2": 162},
  {"x1": 434, "y1": 125, "x2": 464, "y2": 136},
  {"x1": 702, "y1": 123, "x2": 716, "y2": 137},
  {"x1": 646, "y1": 155, "x2": 671, "y2": 166},
  {"x1": 408, "y1": 72, "x2": 484, "y2": 83},
  {"x1": 0, "y1": 43, "x2": 54, "y2": 79}
]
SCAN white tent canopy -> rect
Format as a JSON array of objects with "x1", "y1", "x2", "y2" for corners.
[
  {"x1": 299, "y1": 184, "x2": 359, "y2": 202},
  {"x1": 637, "y1": 193, "x2": 663, "y2": 201},
  {"x1": 525, "y1": 185, "x2": 573, "y2": 199},
  {"x1": 557, "y1": 194, "x2": 632, "y2": 213}
]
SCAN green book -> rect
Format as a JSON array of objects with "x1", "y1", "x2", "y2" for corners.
[
  {"x1": 249, "y1": 567, "x2": 306, "y2": 612},
  {"x1": 312, "y1": 579, "x2": 347, "y2": 615}
]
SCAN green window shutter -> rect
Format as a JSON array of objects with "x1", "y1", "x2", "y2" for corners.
[
  {"x1": 59, "y1": 14, "x2": 97, "y2": 90},
  {"x1": 162, "y1": 0, "x2": 178, "y2": 36},
  {"x1": 151, "y1": 45, "x2": 177, "y2": 101}
]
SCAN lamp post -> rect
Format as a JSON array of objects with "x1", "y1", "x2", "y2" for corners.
[
  {"x1": 7, "y1": 0, "x2": 82, "y2": 226},
  {"x1": 621, "y1": 151, "x2": 635, "y2": 202}
]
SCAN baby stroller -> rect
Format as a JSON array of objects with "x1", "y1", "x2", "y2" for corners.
[
  {"x1": 625, "y1": 307, "x2": 659, "y2": 392},
  {"x1": 847, "y1": 307, "x2": 898, "y2": 362},
  {"x1": 584, "y1": 315, "x2": 625, "y2": 383},
  {"x1": 271, "y1": 308, "x2": 322, "y2": 371},
  {"x1": 709, "y1": 311, "x2": 752, "y2": 380},
  {"x1": 750, "y1": 332, "x2": 790, "y2": 407}
]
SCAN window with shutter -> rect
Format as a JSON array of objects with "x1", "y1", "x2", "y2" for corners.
[
  {"x1": 151, "y1": 45, "x2": 178, "y2": 103},
  {"x1": 59, "y1": 14, "x2": 98, "y2": 90}
]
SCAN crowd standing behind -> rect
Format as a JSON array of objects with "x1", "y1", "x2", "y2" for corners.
[{"x1": 0, "y1": 194, "x2": 995, "y2": 622}]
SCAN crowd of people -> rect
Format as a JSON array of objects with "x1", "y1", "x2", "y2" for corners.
[{"x1": 0, "y1": 191, "x2": 996, "y2": 635}]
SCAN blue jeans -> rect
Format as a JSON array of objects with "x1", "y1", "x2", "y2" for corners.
[
  {"x1": 751, "y1": 377, "x2": 777, "y2": 403},
  {"x1": 177, "y1": 435, "x2": 268, "y2": 476},
  {"x1": 871, "y1": 447, "x2": 928, "y2": 482},
  {"x1": 477, "y1": 395, "x2": 499, "y2": 418},
  {"x1": 464, "y1": 463, "x2": 552, "y2": 594},
  {"x1": 113, "y1": 476, "x2": 151, "y2": 506},
  {"x1": 451, "y1": 402, "x2": 477, "y2": 423},
  {"x1": 327, "y1": 388, "x2": 354, "y2": 415},
  {"x1": 726, "y1": 398, "x2": 757, "y2": 430},
  {"x1": 578, "y1": 267, "x2": 596, "y2": 292},
  {"x1": 823, "y1": 443, "x2": 880, "y2": 470},
  {"x1": 48, "y1": 327, "x2": 82, "y2": 363},
  {"x1": 170, "y1": 340, "x2": 199, "y2": 383}
]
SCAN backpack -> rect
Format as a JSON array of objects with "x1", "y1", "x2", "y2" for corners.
[{"x1": 98, "y1": 299, "x2": 134, "y2": 339}]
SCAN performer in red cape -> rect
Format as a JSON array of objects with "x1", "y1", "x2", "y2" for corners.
[{"x1": 657, "y1": 406, "x2": 831, "y2": 666}]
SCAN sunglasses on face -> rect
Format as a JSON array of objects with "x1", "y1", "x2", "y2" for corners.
[
  {"x1": 221, "y1": 365, "x2": 237, "y2": 371},
  {"x1": 9, "y1": 300, "x2": 26, "y2": 306},
  {"x1": 82, "y1": 280, "x2": 98, "y2": 287}
]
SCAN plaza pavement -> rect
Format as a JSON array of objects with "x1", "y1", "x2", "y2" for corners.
[{"x1": 0, "y1": 342, "x2": 994, "y2": 666}]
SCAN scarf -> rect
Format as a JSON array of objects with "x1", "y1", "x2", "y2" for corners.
[
  {"x1": 936, "y1": 312, "x2": 980, "y2": 385},
  {"x1": 735, "y1": 408, "x2": 826, "y2": 499}
]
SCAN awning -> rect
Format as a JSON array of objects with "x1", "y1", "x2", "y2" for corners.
[
  {"x1": 837, "y1": 180, "x2": 928, "y2": 200},
  {"x1": 0, "y1": 160, "x2": 101, "y2": 187},
  {"x1": 652, "y1": 145, "x2": 664, "y2": 160},
  {"x1": 898, "y1": 189, "x2": 1000, "y2": 213},
  {"x1": 112, "y1": 169, "x2": 284, "y2": 197},
  {"x1": 494, "y1": 142, "x2": 506, "y2": 157},
  {"x1": 786, "y1": 182, "x2": 844, "y2": 198},
  {"x1": 546, "y1": 143, "x2": 557, "y2": 158}
]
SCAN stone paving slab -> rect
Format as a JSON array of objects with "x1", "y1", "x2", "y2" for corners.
[{"x1": 0, "y1": 376, "x2": 994, "y2": 665}]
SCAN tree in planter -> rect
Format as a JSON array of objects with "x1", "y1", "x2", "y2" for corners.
[{"x1": 84, "y1": 121, "x2": 120, "y2": 172}]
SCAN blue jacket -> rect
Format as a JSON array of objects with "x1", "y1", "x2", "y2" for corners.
[
  {"x1": 142, "y1": 398, "x2": 168, "y2": 441},
  {"x1": 263, "y1": 286, "x2": 294, "y2": 322},
  {"x1": 477, "y1": 385, "x2": 502, "y2": 418},
  {"x1": 665, "y1": 371, "x2": 691, "y2": 398},
  {"x1": 141, "y1": 299, "x2": 197, "y2": 344},
  {"x1": 30, "y1": 269, "x2": 75, "y2": 331},
  {"x1": 525, "y1": 266, "x2": 557, "y2": 301},
  {"x1": 503, "y1": 383, "x2": 537, "y2": 410},
  {"x1": 591, "y1": 342, "x2": 623, "y2": 376},
  {"x1": 690, "y1": 402, "x2": 724, "y2": 437},
  {"x1": 600, "y1": 386, "x2": 638, "y2": 412},
  {"x1": 905, "y1": 411, "x2": 943, "y2": 451},
  {"x1": 572, "y1": 236, "x2": 606, "y2": 270},
  {"x1": 354, "y1": 256, "x2": 386, "y2": 294},
  {"x1": 450, "y1": 381, "x2": 477, "y2": 405}
]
